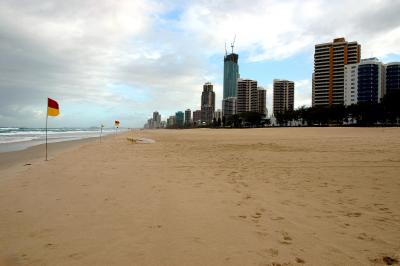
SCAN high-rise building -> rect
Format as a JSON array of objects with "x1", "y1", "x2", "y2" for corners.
[
  {"x1": 237, "y1": 79, "x2": 258, "y2": 113},
  {"x1": 386, "y1": 62, "x2": 400, "y2": 96},
  {"x1": 344, "y1": 58, "x2": 385, "y2": 105},
  {"x1": 257, "y1": 87, "x2": 267, "y2": 116},
  {"x1": 313, "y1": 38, "x2": 361, "y2": 106},
  {"x1": 223, "y1": 50, "x2": 240, "y2": 116},
  {"x1": 175, "y1": 111, "x2": 184, "y2": 127},
  {"x1": 214, "y1": 109, "x2": 223, "y2": 120},
  {"x1": 222, "y1": 97, "x2": 237, "y2": 117},
  {"x1": 185, "y1": 109, "x2": 192, "y2": 126},
  {"x1": 273, "y1": 79, "x2": 295, "y2": 115},
  {"x1": 344, "y1": 63, "x2": 358, "y2": 106},
  {"x1": 312, "y1": 72, "x2": 315, "y2": 106},
  {"x1": 358, "y1": 58, "x2": 385, "y2": 104},
  {"x1": 223, "y1": 53, "x2": 240, "y2": 99},
  {"x1": 201, "y1": 82, "x2": 215, "y2": 125},
  {"x1": 167, "y1": 116, "x2": 175, "y2": 127},
  {"x1": 152, "y1": 111, "x2": 161, "y2": 128},
  {"x1": 193, "y1": 110, "x2": 202, "y2": 125}
]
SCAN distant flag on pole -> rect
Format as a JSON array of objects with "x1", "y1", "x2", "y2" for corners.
[
  {"x1": 45, "y1": 98, "x2": 60, "y2": 161},
  {"x1": 114, "y1": 120, "x2": 120, "y2": 127},
  {"x1": 48, "y1": 98, "x2": 60, "y2": 116},
  {"x1": 100, "y1": 124, "x2": 104, "y2": 143}
]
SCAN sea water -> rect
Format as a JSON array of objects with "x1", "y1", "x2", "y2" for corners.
[{"x1": 0, "y1": 127, "x2": 119, "y2": 152}]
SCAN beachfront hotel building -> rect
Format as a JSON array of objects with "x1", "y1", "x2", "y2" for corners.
[
  {"x1": 223, "y1": 51, "x2": 240, "y2": 115},
  {"x1": 193, "y1": 110, "x2": 201, "y2": 125},
  {"x1": 313, "y1": 38, "x2": 361, "y2": 106},
  {"x1": 273, "y1": 79, "x2": 295, "y2": 115},
  {"x1": 257, "y1": 87, "x2": 267, "y2": 116},
  {"x1": 185, "y1": 109, "x2": 192, "y2": 126},
  {"x1": 201, "y1": 82, "x2": 215, "y2": 125},
  {"x1": 344, "y1": 64, "x2": 358, "y2": 106},
  {"x1": 167, "y1": 115, "x2": 176, "y2": 127},
  {"x1": 237, "y1": 79, "x2": 259, "y2": 114},
  {"x1": 152, "y1": 111, "x2": 161, "y2": 128},
  {"x1": 222, "y1": 97, "x2": 237, "y2": 117},
  {"x1": 358, "y1": 58, "x2": 385, "y2": 104},
  {"x1": 386, "y1": 62, "x2": 400, "y2": 96},
  {"x1": 175, "y1": 111, "x2": 184, "y2": 128}
]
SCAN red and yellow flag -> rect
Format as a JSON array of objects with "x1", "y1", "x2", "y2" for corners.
[
  {"x1": 115, "y1": 120, "x2": 120, "y2": 127},
  {"x1": 48, "y1": 98, "x2": 60, "y2": 116}
]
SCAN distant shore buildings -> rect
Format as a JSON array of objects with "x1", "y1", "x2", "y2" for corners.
[
  {"x1": 201, "y1": 82, "x2": 215, "y2": 125},
  {"x1": 343, "y1": 60, "x2": 400, "y2": 106},
  {"x1": 236, "y1": 79, "x2": 266, "y2": 115},
  {"x1": 313, "y1": 38, "x2": 361, "y2": 106},
  {"x1": 193, "y1": 110, "x2": 201, "y2": 126},
  {"x1": 222, "y1": 42, "x2": 240, "y2": 117},
  {"x1": 273, "y1": 80, "x2": 295, "y2": 115},
  {"x1": 185, "y1": 109, "x2": 192, "y2": 126},
  {"x1": 143, "y1": 36, "x2": 399, "y2": 129},
  {"x1": 344, "y1": 58, "x2": 385, "y2": 105},
  {"x1": 144, "y1": 111, "x2": 161, "y2": 129},
  {"x1": 386, "y1": 63, "x2": 400, "y2": 96},
  {"x1": 175, "y1": 111, "x2": 184, "y2": 128}
]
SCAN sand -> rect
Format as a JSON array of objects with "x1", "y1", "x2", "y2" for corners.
[
  {"x1": 0, "y1": 128, "x2": 399, "y2": 265},
  {"x1": 0, "y1": 137, "x2": 99, "y2": 172}
]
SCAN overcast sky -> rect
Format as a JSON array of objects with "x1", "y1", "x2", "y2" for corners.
[{"x1": 1, "y1": 0, "x2": 400, "y2": 128}]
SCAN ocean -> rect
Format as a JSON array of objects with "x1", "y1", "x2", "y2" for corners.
[{"x1": 0, "y1": 127, "x2": 119, "y2": 153}]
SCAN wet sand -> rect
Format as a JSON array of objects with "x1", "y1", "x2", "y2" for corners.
[
  {"x1": 0, "y1": 128, "x2": 399, "y2": 265},
  {"x1": 0, "y1": 137, "x2": 100, "y2": 172}
]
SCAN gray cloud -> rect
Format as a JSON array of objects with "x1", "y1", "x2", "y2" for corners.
[{"x1": 0, "y1": 0, "x2": 399, "y2": 127}]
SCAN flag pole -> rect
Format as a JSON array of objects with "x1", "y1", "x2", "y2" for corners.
[
  {"x1": 100, "y1": 125, "x2": 103, "y2": 143},
  {"x1": 45, "y1": 104, "x2": 48, "y2": 161}
]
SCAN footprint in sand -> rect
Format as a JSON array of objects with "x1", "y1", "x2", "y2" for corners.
[
  {"x1": 370, "y1": 256, "x2": 399, "y2": 265},
  {"x1": 251, "y1": 212, "x2": 262, "y2": 224},
  {"x1": 147, "y1": 225, "x2": 162, "y2": 229},
  {"x1": 256, "y1": 231, "x2": 268, "y2": 238},
  {"x1": 239, "y1": 181, "x2": 249, "y2": 187},
  {"x1": 69, "y1": 252, "x2": 86, "y2": 260},
  {"x1": 296, "y1": 257, "x2": 305, "y2": 264},
  {"x1": 279, "y1": 232, "x2": 293, "y2": 245},
  {"x1": 345, "y1": 212, "x2": 362, "y2": 217},
  {"x1": 357, "y1": 232, "x2": 375, "y2": 241},
  {"x1": 267, "y1": 248, "x2": 279, "y2": 257},
  {"x1": 44, "y1": 243, "x2": 56, "y2": 249},
  {"x1": 244, "y1": 194, "x2": 252, "y2": 200}
]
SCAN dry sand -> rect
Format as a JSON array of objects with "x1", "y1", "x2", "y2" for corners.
[{"x1": 0, "y1": 128, "x2": 399, "y2": 266}]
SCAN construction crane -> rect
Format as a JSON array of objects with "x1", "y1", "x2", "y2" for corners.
[{"x1": 230, "y1": 34, "x2": 236, "y2": 54}]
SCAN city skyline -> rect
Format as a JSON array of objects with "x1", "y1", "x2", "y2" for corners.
[{"x1": 1, "y1": 0, "x2": 400, "y2": 128}]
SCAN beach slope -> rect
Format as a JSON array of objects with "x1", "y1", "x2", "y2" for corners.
[{"x1": 0, "y1": 128, "x2": 399, "y2": 265}]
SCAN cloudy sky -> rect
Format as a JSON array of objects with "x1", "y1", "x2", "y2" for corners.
[{"x1": 1, "y1": 0, "x2": 400, "y2": 128}]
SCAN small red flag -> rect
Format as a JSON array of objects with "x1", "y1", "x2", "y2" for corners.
[{"x1": 47, "y1": 98, "x2": 60, "y2": 116}]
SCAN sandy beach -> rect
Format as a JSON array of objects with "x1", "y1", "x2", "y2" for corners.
[
  {"x1": 0, "y1": 137, "x2": 100, "y2": 172},
  {"x1": 0, "y1": 128, "x2": 399, "y2": 265}
]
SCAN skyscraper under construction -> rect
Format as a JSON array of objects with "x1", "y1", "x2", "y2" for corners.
[{"x1": 222, "y1": 38, "x2": 240, "y2": 116}]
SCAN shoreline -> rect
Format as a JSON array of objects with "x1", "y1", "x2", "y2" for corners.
[{"x1": 0, "y1": 136, "x2": 105, "y2": 172}]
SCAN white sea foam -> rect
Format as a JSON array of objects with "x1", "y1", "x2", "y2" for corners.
[{"x1": 0, "y1": 127, "x2": 121, "y2": 152}]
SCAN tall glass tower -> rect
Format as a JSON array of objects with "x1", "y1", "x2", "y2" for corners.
[
  {"x1": 223, "y1": 53, "x2": 240, "y2": 99},
  {"x1": 386, "y1": 63, "x2": 400, "y2": 96}
]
